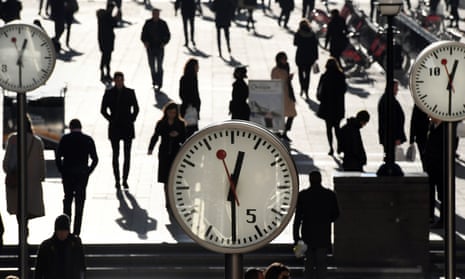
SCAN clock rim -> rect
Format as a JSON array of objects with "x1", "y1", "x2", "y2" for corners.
[
  {"x1": 0, "y1": 22, "x2": 57, "y2": 93},
  {"x1": 409, "y1": 40, "x2": 465, "y2": 122},
  {"x1": 167, "y1": 120, "x2": 299, "y2": 254}
]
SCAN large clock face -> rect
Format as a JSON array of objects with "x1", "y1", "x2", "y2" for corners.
[
  {"x1": 0, "y1": 23, "x2": 56, "y2": 92},
  {"x1": 410, "y1": 41, "x2": 465, "y2": 121},
  {"x1": 168, "y1": 121, "x2": 298, "y2": 254}
]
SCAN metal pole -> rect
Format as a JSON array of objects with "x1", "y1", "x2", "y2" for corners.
[
  {"x1": 17, "y1": 92, "x2": 28, "y2": 279},
  {"x1": 445, "y1": 122, "x2": 455, "y2": 279},
  {"x1": 377, "y1": 15, "x2": 403, "y2": 176},
  {"x1": 225, "y1": 254, "x2": 243, "y2": 279}
]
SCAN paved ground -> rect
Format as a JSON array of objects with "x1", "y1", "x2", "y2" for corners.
[{"x1": 1, "y1": 0, "x2": 465, "y2": 249}]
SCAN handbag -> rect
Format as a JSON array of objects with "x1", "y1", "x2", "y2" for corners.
[
  {"x1": 184, "y1": 105, "x2": 199, "y2": 126},
  {"x1": 312, "y1": 63, "x2": 320, "y2": 74},
  {"x1": 405, "y1": 144, "x2": 416, "y2": 162}
]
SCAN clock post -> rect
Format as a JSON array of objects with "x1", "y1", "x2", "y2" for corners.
[{"x1": 0, "y1": 23, "x2": 56, "y2": 279}]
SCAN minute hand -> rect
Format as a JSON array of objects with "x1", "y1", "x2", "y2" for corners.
[
  {"x1": 228, "y1": 151, "x2": 245, "y2": 203},
  {"x1": 446, "y1": 60, "x2": 458, "y2": 92}
]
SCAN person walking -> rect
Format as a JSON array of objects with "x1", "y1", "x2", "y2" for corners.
[
  {"x1": 301, "y1": 0, "x2": 314, "y2": 18},
  {"x1": 271, "y1": 51, "x2": 297, "y2": 142},
  {"x1": 55, "y1": 119, "x2": 98, "y2": 236},
  {"x1": 100, "y1": 71, "x2": 139, "y2": 189},
  {"x1": 148, "y1": 102, "x2": 186, "y2": 210},
  {"x1": 179, "y1": 58, "x2": 201, "y2": 138},
  {"x1": 277, "y1": 0, "x2": 294, "y2": 28},
  {"x1": 141, "y1": 8, "x2": 171, "y2": 91},
  {"x1": 316, "y1": 57, "x2": 347, "y2": 155},
  {"x1": 293, "y1": 171, "x2": 340, "y2": 279},
  {"x1": 294, "y1": 19, "x2": 318, "y2": 100},
  {"x1": 377, "y1": 79, "x2": 406, "y2": 159},
  {"x1": 3, "y1": 116, "x2": 46, "y2": 228},
  {"x1": 325, "y1": 9, "x2": 348, "y2": 65},
  {"x1": 229, "y1": 66, "x2": 250, "y2": 120},
  {"x1": 63, "y1": 0, "x2": 78, "y2": 48},
  {"x1": 35, "y1": 214, "x2": 86, "y2": 279},
  {"x1": 338, "y1": 110, "x2": 370, "y2": 172},
  {"x1": 409, "y1": 104, "x2": 429, "y2": 170},
  {"x1": 50, "y1": 0, "x2": 65, "y2": 51},
  {"x1": 175, "y1": 0, "x2": 197, "y2": 47},
  {"x1": 97, "y1": 1, "x2": 120, "y2": 83},
  {"x1": 212, "y1": 0, "x2": 235, "y2": 57}
]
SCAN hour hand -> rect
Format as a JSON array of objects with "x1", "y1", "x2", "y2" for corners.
[{"x1": 228, "y1": 151, "x2": 245, "y2": 203}]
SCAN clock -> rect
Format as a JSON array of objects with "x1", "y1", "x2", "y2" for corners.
[
  {"x1": 167, "y1": 120, "x2": 299, "y2": 254},
  {"x1": 409, "y1": 41, "x2": 465, "y2": 121},
  {"x1": 0, "y1": 23, "x2": 56, "y2": 92}
]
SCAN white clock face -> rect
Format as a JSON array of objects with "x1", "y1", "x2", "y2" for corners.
[
  {"x1": 168, "y1": 121, "x2": 298, "y2": 254},
  {"x1": 0, "y1": 23, "x2": 56, "y2": 92},
  {"x1": 410, "y1": 41, "x2": 465, "y2": 121}
]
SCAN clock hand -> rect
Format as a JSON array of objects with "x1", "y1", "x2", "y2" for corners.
[
  {"x1": 441, "y1": 59, "x2": 456, "y2": 93},
  {"x1": 216, "y1": 149, "x2": 240, "y2": 206},
  {"x1": 228, "y1": 151, "x2": 245, "y2": 203},
  {"x1": 449, "y1": 60, "x2": 458, "y2": 92},
  {"x1": 16, "y1": 38, "x2": 28, "y2": 67}
]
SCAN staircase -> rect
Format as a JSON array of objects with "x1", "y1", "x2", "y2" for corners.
[{"x1": 1, "y1": 242, "x2": 465, "y2": 278}]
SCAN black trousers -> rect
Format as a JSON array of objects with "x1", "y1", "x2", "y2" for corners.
[
  {"x1": 111, "y1": 138, "x2": 132, "y2": 183},
  {"x1": 62, "y1": 172, "x2": 89, "y2": 235}
]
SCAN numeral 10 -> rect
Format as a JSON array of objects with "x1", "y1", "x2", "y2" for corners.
[{"x1": 429, "y1": 67, "x2": 441, "y2": 76}]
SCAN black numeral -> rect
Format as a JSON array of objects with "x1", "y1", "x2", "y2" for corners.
[
  {"x1": 246, "y1": 209, "x2": 257, "y2": 223},
  {"x1": 1, "y1": 64, "x2": 7, "y2": 73}
]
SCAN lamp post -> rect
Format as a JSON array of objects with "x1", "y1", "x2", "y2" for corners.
[{"x1": 377, "y1": 0, "x2": 403, "y2": 176}]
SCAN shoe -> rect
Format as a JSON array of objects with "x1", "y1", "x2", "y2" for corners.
[
  {"x1": 328, "y1": 148, "x2": 334, "y2": 156},
  {"x1": 282, "y1": 134, "x2": 292, "y2": 142},
  {"x1": 184, "y1": 42, "x2": 188, "y2": 47},
  {"x1": 122, "y1": 181, "x2": 129, "y2": 189},
  {"x1": 115, "y1": 182, "x2": 121, "y2": 189}
]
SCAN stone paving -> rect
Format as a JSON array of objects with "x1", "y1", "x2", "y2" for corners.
[{"x1": 1, "y1": 0, "x2": 465, "y2": 248}]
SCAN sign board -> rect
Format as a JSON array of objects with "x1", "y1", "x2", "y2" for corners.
[{"x1": 248, "y1": 80, "x2": 285, "y2": 131}]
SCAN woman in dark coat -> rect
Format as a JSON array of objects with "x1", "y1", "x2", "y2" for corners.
[
  {"x1": 97, "y1": 2, "x2": 119, "y2": 82},
  {"x1": 317, "y1": 57, "x2": 347, "y2": 155},
  {"x1": 294, "y1": 18, "x2": 318, "y2": 100},
  {"x1": 325, "y1": 9, "x2": 348, "y2": 65},
  {"x1": 229, "y1": 66, "x2": 250, "y2": 120},
  {"x1": 148, "y1": 102, "x2": 186, "y2": 208},
  {"x1": 179, "y1": 58, "x2": 201, "y2": 138},
  {"x1": 212, "y1": 0, "x2": 235, "y2": 56}
]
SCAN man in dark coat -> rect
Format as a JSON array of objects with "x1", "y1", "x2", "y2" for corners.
[
  {"x1": 294, "y1": 19, "x2": 318, "y2": 99},
  {"x1": 325, "y1": 9, "x2": 348, "y2": 65},
  {"x1": 377, "y1": 79, "x2": 406, "y2": 159},
  {"x1": 175, "y1": 0, "x2": 196, "y2": 47},
  {"x1": 35, "y1": 214, "x2": 85, "y2": 279},
  {"x1": 212, "y1": 0, "x2": 235, "y2": 57},
  {"x1": 141, "y1": 8, "x2": 171, "y2": 91},
  {"x1": 293, "y1": 171, "x2": 339, "y2": 279},
  {"x1": 338, "y1": 110, "x2": 370, "y2": 172},
  {"x1": 97, "y1": 2, "x2": 119, "y2": 83},
  {"x1": 100, "y1": 71, "x2": 139, "y2": 189},
  {"x1": 55, "y1": 119, "x2": 98, "y2": 236}
]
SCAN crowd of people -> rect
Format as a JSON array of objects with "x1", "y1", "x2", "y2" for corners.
[{"x1": 0, "y1": 0, "x2": 462, "y2": 277}]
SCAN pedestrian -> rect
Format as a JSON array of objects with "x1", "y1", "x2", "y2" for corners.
[
  {"x1": 141, "y1": 8, "x2": 171, "y2": 91},
  {"x1": 424, "y1": 118, "x2": 454, "y2": 228},
  {"x1": 229, "y1": 66, "x2": 250, "y2": 120},
  {"x1": 271, "y1": 51, "x2": 297, "y2": 142},
  {"x1": 243, "y1": 0, "x2": 257, "y2": 32},
  {"x1": 35, "y1": 214, "x2": 86, "y2": 279},
  {"x1": 50, "y1": 0, "x2": 65, "y2": 51},
  {"x1": 147, "y1": 102, "x2": 186, "y2": 210},
  {"x1": 301, "y1": 0, "x2": 314, "y2": 18},
  {"x1": 0, "y1": 0, "x2": 22, "y2": 23},
  {"x1": 97, "y1": 1, "x2": 119, "y2": 83},
  {"x1": 179, "y1": 58, "x2": 201, "y2": 138},
  {"x1": 277, "y1": 0, "x2": 294, "y2": 29},
  {"x1": 377, "y1": 79, "x2": 406, "y2": 159},
  {"x1": 325, "y1": 9, "x2": 349, "y2": 65},
  {"x1": 211, "y1": 0, "x2": 235, "y2": 57},
  {"x1": 245, "y1": 268, "x2": 264, "y2": 279},
  {"x1": 64, "y1": 0, "x2": 79, "y2": 48},
  {"x1": 55, "y1": 119, "x2": 98, "y2": 236},
  {"x1": 100, "y1": 71, "x2": 139, "y2": 189},
  {"x1": 3, "y1": 115, "x2": 46, "y2": 229},
  {"x1": 293, "y1": 170, "x2": 339, "y2": 279},
  {"x1": 175, "y1": 0, "x2": 197, "y2": 47},
  {"x1": 38, "y1": 0, "x2": 51, "y2": 16},
  {"x1": 263, "y1": 262, "x2": 291, "y2": 279},
  {"x1": 409, "y1": 104, "x2": 429, "y2": 170},
  {"x1": 338, "y1": 110, "x2": 370, "y2": 172},
  {"x1": 448, "y1": 0, "x2": 459, "y2": 27},
  {"x1": 294, "y1": 18, "x2": 318, "y2": 100},
  {"x1": 316, "y1": 57, "x2": 347, "y2": 155}
]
